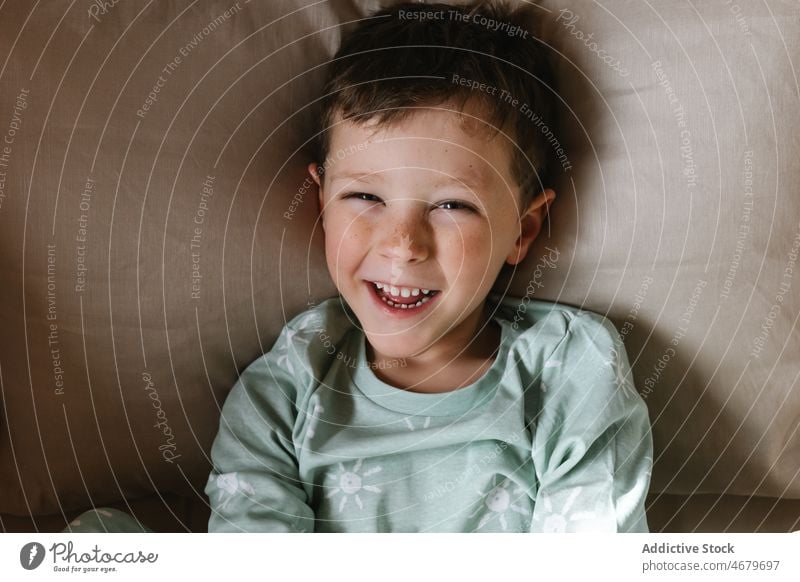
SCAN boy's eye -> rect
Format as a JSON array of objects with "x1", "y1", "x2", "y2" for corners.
[
  {"x1": 344, "y1": 192, "x2": 381, "y2": 203},
  {"x1": 342, "y1": 193, "x2": 474, "y2": 212},
  {"x1": 436, "y1": 200, "x2": 474, "y2": 212}
]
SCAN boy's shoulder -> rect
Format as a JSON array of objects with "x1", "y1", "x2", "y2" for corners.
[
  {"x1": 283, "y1": 296, "x2": 355, "y2": 334},
  {"x1": 236, "y1": 297, "x2": 356, "y2": 392},
  {"x1": 494, "y1": 294, "x2": 640, "y2": 411},
  {"x1": 269, "y1": 296, "x2": 358, "y2": 361},
  {"x1": 492, "y1": 293, "x2": 623, "y2": 351}
]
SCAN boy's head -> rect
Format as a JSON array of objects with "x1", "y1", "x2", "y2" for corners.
[{"x1": 309, "y1": 1, "x2": 559, "y2": 359}]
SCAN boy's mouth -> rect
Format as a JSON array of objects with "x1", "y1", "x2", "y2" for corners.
[{"x1": 365, "y1": 280, "x2": 440, "y2": 310}]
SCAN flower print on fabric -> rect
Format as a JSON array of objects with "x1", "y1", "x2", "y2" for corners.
[
  {"x1": 213, "y1": 472, "x2": 255, "y2": 510},
  {"x1": 325, "y1": 459, "x2": 383, "y2": 512},
  {"x1": 469, "y1": 475, "x2": 530, "y2": 531}
]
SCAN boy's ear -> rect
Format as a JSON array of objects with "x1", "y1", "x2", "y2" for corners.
[
  {"x1": 308, "y1": 161, "x2": 322, "y2": 188},
  {"x1": 505, "y1": 188, "x2": 556, "y2": 266},
  {"x1": 308, "y1": 162, "x2": 324, "y2": 222}
]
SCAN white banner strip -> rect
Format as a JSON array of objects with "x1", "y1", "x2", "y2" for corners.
[{"x1": 2, "y1": 533, "x2": 798, "y2": 581}]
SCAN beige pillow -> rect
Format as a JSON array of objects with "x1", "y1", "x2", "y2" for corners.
[{"x1": 521, "y1": 0, "x2": 800, "y2": 498}]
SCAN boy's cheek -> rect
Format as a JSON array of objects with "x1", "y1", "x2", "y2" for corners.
[
  {"x1": 328, "y1": 212, "x2": 373, "y2": 242},
  {"x1": 443, "y1": 230, "x2": 490, "y2": 258},
  {"x1": 324, "y1": 225, "x2": 365, "y2": 271}
]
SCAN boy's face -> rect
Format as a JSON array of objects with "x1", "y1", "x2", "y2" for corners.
[{"x1": 310, "y1": 100, "x2": 555, "y2": 361}]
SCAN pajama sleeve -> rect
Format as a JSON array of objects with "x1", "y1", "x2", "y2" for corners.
[
  {"x1": 529, "y1": 311, "x2": 653, "y2": 533},
  {"x1": 205, "y1": 323, "x2": 315, "y2": 532}
]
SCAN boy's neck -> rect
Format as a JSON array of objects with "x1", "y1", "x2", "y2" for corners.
[{"x1": 365, "y1": 301, "x2": 502, "y2": 394}]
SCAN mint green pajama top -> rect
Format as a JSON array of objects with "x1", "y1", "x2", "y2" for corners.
[{"x1": 204, "y1": 294, "x2": 653, "y2": 533}]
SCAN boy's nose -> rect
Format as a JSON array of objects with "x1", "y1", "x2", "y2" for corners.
[{"x1": 377, "y1": 223, "x2": 431, "y2": 265}]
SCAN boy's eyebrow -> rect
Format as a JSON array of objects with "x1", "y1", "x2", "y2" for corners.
[
  {"x1": 328, "y1": 171, "x2": 382, "y2": 184},
  {"x1": 328, "y1": 171, "x2": 488, "y2": 191}
]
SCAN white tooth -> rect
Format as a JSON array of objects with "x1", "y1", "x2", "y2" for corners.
[
  {"x1": 400, "y1": 287, "x2": 411, "y2": 298},
  {"x1": 390, "y1": 286, "x2": 400, "y2": 296},
  {"x1": 414, "y1": 300, "x2": 422, "y2": 307},
  {"x1": 375, "y1": 282, "x2": 383, "y2": 289},
  {"x1": 422, "y1": 289, "x2": 430, "y2": 294},
  {"x1": 420, "y1": 296, "x2": 430, "y2": 303},
  {"x1": 400, "y1": 304, "x2": 408, "y2": 309},
  {"x1": 411, "y1": 288, "x2": 420, "y2": 296}
]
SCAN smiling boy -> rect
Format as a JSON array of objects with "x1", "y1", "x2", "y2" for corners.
[
  {"x1": 204, "y1": 1, "x2": 653, "y2": 533},
  {"x1": 309, "y1": 96, "x2": 554, "y2": 395}
]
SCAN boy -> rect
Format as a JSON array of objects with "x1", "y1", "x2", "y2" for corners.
[{"x1": 205, "y1": 0, "x2": 652, "y2": 532}]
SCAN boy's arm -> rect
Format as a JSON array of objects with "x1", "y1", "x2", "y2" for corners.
[
  {"x1": 204, "y1": 325, "x2": 315, "y2": 532},
  {"x1": 529, "y1": 312, "x2": 653, "y2": 533}
]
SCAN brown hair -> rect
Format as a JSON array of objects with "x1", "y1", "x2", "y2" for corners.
[{"x1": 313, "y1": 0, "x2": 558, "y2": 208}]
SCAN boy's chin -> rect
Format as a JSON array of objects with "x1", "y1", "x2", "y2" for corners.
[{"x1": 364, "y1": 335, "x2": 432, "y2": 362}]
